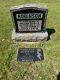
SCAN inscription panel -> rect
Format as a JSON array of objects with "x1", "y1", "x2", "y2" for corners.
[
  {"x1": 17, "y1": 20, "x2": 42, "y2": 31},
  {"x1": 16, "y1": 13, "x2": 43, "y2": 32}
]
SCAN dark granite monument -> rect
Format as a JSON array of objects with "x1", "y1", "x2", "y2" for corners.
[{"x1": 10, "y1": 4, "x2": 48, "y2": 41}]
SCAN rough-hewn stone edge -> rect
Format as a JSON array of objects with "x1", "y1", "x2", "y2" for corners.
[
  {"x1": 10, "y1": 4, "x2": 48, "y2": 12},
  {"x1": 12, "y1": 28, "x2": 48, "y2": 42}
]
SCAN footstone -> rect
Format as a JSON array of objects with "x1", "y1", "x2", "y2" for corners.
[{"x1": 17, "y1": 48, "x2": 44, "y2": 61}]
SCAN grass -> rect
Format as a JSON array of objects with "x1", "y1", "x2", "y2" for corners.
[{"x1": 0, "y1": 0, "x2": 60, "y2": 80}]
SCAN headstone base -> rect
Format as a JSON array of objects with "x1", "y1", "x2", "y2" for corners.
[{"x1": 12, "y1": 28, "x2": 48, "y2": 41}]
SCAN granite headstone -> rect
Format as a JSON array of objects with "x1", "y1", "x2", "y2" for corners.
[{"x1": 10, "y1": 4, "x2": 48, "y2": 41}]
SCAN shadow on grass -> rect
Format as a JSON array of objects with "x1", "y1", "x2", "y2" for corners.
[
  {"x1": 57, "y1": 72, "x2": 60, "y2": 80},
  {"x1": 46, "y1": 28, "x2": 55, "y2": 40}
]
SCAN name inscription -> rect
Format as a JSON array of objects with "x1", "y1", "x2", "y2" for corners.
[{"x1": 16, "y1": 13, "x2": 43, "y2": 19}]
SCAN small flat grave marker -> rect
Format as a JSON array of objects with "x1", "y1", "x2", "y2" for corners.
[{"x1": 17, "y1": 48, "x2": 44, "y2": 61}]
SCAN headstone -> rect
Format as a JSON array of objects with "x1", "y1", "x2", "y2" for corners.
[
  {"x1": 17, "y1": 48, "x2": 44, "y2": 61},
  {"x1": 10, "y1": 4, "x2": 48, "y2": 41}
]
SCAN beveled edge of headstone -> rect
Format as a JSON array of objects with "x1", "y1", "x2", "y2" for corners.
[{"x1": 10, "y1": 4, "x2": 48, "y2": 12}]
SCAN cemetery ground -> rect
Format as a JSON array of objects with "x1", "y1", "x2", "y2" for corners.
[{"x1": 0, "y1": 0, "x2": 60, "y2": 80}]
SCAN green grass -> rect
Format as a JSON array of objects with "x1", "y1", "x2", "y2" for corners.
[{"x1": 0, "y1": 0, "x2": 60, "y2": 80}]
